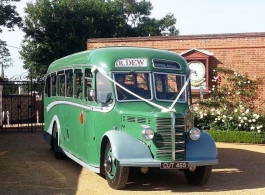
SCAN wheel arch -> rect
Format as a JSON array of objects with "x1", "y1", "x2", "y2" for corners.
[
  {"x1": 186, "y1": 131, "x2": 218, "y2": 161},
  {"x1": 99, "y1": 130, "x2": 152, "y2": 171}
]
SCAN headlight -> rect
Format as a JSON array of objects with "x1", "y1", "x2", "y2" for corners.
[
  {"x1": 189, "y1": 127, "x2": 201, "y2": 140},
  {"x1": 142, "y1": 127, "x2": 154, "y2": 141}
]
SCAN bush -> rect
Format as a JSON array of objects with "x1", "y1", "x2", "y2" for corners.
[
  {"x1": 207, "y1": 130, "x2": 265, "y2": 144},
  {"x1": 194, "y1": 67, "x2": 265, "y2": 132}
]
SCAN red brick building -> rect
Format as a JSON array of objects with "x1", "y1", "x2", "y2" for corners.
[{"x1": 87, "y1": 32, "x2": 265, "y2": 105}]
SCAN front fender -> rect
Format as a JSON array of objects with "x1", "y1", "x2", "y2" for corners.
[
  {"x1": 103, "y1": 130, "x2": 152, "y2": 161},
  {"x1": 186, "y1": 131, "x2": 218, "y2": 161}
]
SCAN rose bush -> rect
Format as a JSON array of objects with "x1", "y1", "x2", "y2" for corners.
[{"x1": 194, "y1": 67, "x2": 265, "y2": 132}]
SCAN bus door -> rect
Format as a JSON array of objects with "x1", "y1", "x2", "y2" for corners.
[{"x1": 78, "y1": 68, "x2": 97, "y2": 163}]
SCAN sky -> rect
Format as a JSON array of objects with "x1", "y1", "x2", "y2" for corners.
[{"x1": 1, "y1": 0, "x2": 265, "y2": 79}]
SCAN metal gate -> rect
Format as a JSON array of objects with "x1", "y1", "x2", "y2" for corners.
[{"x1": 0, "y1": 74, "x2": 44, "y2": 132}]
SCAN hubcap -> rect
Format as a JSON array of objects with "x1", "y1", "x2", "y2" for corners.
[{"x1": 104, "y1": 155, "x2": 112, "y2": 173}]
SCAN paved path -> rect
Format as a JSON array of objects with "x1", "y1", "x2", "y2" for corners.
[{"x1": 1, "y1": 132, "x2": 265, "y2": 195}]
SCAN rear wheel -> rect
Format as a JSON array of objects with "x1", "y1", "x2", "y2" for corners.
[
  {"x1": 104, "y1": 142, "x2": 129, "y2": 189},
  {"x1": 184, "y1": 165, "x2": 212, "y2": 186},
  {"x1": 51, "y1": 124, "x2": 66, "y2": 159}
]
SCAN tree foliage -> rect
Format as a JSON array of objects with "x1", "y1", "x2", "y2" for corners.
[
  {"x1": 20, "y1": 0, "x2": 179, "y2": 78},
  {"x1": 0, "y1": 0, "x2": 22, "y2": 32},
  {"x1": 0, "y1": 40, "x2": 12, "y2": 70}
]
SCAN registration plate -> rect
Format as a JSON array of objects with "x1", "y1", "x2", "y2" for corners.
[{"x1": 160, "y1": 162, "x2": 188, "y2": 169}]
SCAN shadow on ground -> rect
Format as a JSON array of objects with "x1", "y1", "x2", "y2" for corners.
[
  {"x1": 124, "y1": 146, "x2": 265, "y2": 193},
  {"x1": 1, "y1": 132, "x2": 265, "y2": 194}
]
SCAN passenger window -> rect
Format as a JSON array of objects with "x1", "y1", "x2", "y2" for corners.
[
  {"x1": 58, "y1": 74, "x2": 65, "y2": 96},
  {"x1": 74, "y1": 69, "x2": 83, "y2": 99},
  {"x1": 51, "y1": 73, "x2": 57, "y2": 96},
  {"x1": 45, "y1": 75, "x2": 51, "y2": 97},
  {"x1": 96, "y1": 72, "x2": 113, "y2": 105},
  {"x1": 66, "y1": 70, "x2": 73, "y2": 97},
  {"x1": 85, "y1": 69, "x2": 93, "y2": 101}
]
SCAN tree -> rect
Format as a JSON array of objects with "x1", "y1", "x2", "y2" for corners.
[
  {"x1": 20, "y1": 0, "x2": 179, "y2": 78},
  {"x1": 0, "y1": 40, "x2": 12, "y2": 72},
  {"x1": 0, "y1": 0, "x2": 22, "y2": 32}
]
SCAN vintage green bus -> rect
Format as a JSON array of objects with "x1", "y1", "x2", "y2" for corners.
[{"x1": 43, "y1": 47, "x2": 218, "y2": 189}]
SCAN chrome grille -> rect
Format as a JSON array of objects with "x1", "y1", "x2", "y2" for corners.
[{"x1": 156, "y1": 117, "x2": 185, "y2": 160}]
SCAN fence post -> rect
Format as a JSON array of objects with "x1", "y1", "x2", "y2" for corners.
[{"x1": 6, "y1": 111, "x2": 9, "y2": 125}]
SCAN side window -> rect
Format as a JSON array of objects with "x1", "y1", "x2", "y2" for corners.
[
  {"x1": 58, "y1": 74, "x2": 65, "y2": 96},
  {"x1": 85, "y1": 69, "x2": 93, "y2": 101},
  {"x1": 51, "y1": 73, "x2": 57, "y2": 96},
  {"x1": 74, "y1": 69, "x2": 83, "y2": 99},
  {"x1": 66, "y1": 69, "x2": 73, "y2": 97},
  {"x1": 96, "y1": 72, "x2": 113, "y2": 105},
  {"x1": 45, "y1": 75, "x2": 51, "y2": 97}
]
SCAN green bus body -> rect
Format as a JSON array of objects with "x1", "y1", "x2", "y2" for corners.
[{"x1": 44, "y1": 47, "x2": 218, "y2": 189}]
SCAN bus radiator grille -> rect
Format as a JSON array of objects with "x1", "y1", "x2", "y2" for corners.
[{"x1": 156, "y1": 117, "x2": 185, "y2": 160}]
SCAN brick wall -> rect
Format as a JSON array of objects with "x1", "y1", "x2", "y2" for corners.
[{"x1": 87, "y1": 32, "x2": 265, "y2": 106}]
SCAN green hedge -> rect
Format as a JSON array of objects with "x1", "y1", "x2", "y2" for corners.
[{"x1": 207, "y1": 130, "x2": 265, "y2": 144}]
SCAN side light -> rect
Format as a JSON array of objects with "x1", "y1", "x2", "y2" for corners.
[
  {"x1": 142, "y1": 127, "x2": 154, "y2": 141},
  {"x1": 189, "y1": 127, "x2": 201, "y2": 140}
]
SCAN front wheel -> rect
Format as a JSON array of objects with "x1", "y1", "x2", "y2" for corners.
[
  {"x1": 184, "y1": 165, "x2": 212, "y2": 186},
  {"x1": 104, "y1": 142, "x2": 129, "y2": 190},
  {"x1": 51, "y1": 124, "x2": 66, "y2": 160}
]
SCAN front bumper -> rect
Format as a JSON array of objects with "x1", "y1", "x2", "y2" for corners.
[{"x1": 119, "y1": 158, "x2": 218, "y2": 167}]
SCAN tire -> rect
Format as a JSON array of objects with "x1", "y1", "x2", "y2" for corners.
[
  {"x1": 104, "y1": 142, "x2": 129, "y2": 190},
  {"x1": 52, "y1": 124, "x2": 66, "y2": 160},
  {"x1": 184, "y1": 165, "x2": 212, "y2": 186}
]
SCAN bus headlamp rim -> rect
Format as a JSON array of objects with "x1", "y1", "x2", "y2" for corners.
[
  {"x1": 189, "y1": 127, "x2": 201, "y2": 140},
  {"x1": 142, "y1": 127, "x2": 154, "y2": 141}
]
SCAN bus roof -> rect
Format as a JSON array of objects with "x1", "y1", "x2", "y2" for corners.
[{"x1": 47, "y1": 46, "x2": 188, "y2": 74}]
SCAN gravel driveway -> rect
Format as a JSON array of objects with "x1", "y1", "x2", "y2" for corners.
[{"x1": 1, "y1": 132, "x2": 265, "y2": 195}]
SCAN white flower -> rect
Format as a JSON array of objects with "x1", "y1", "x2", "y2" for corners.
[
  {"x1": 229, "y1": 117, "x2": 233, "y2": 120},
  {"x1": 234, "y1": 109, "x2": 238, "y2": 113},
  {"x1": 243, "y1": 117, "x2": 248, "y2": 120},
  {"x1": 250, "y1": 126, "x2": 255, "y2": 130},
  {"x1": 222, "y1": 119, "x2": 225, "y2": 122},
  {"x1": 245, "y1": 109, "x2": 249, "y2": 114},
  {"x1": 258, "y1": 129, "x2": 261, "y2": 133},
  {"x1": 238, "y1": 116, "x2": 242, "y2": 120},
  {"x1": 238, "y1": 124, "x2": 241, "y2": 127},
  {"x1": 252, "y1": 119, "x2": 256, "y2": 122},
  {"x1": 242, "y1": 113, "x2": 245, "y2": 116},
  {"x1": 223, "y1": 115, "x2": 227, "y2": 118},
  {"x1": 194, "y1": 107, "x2": 199, "y2": 111}
]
